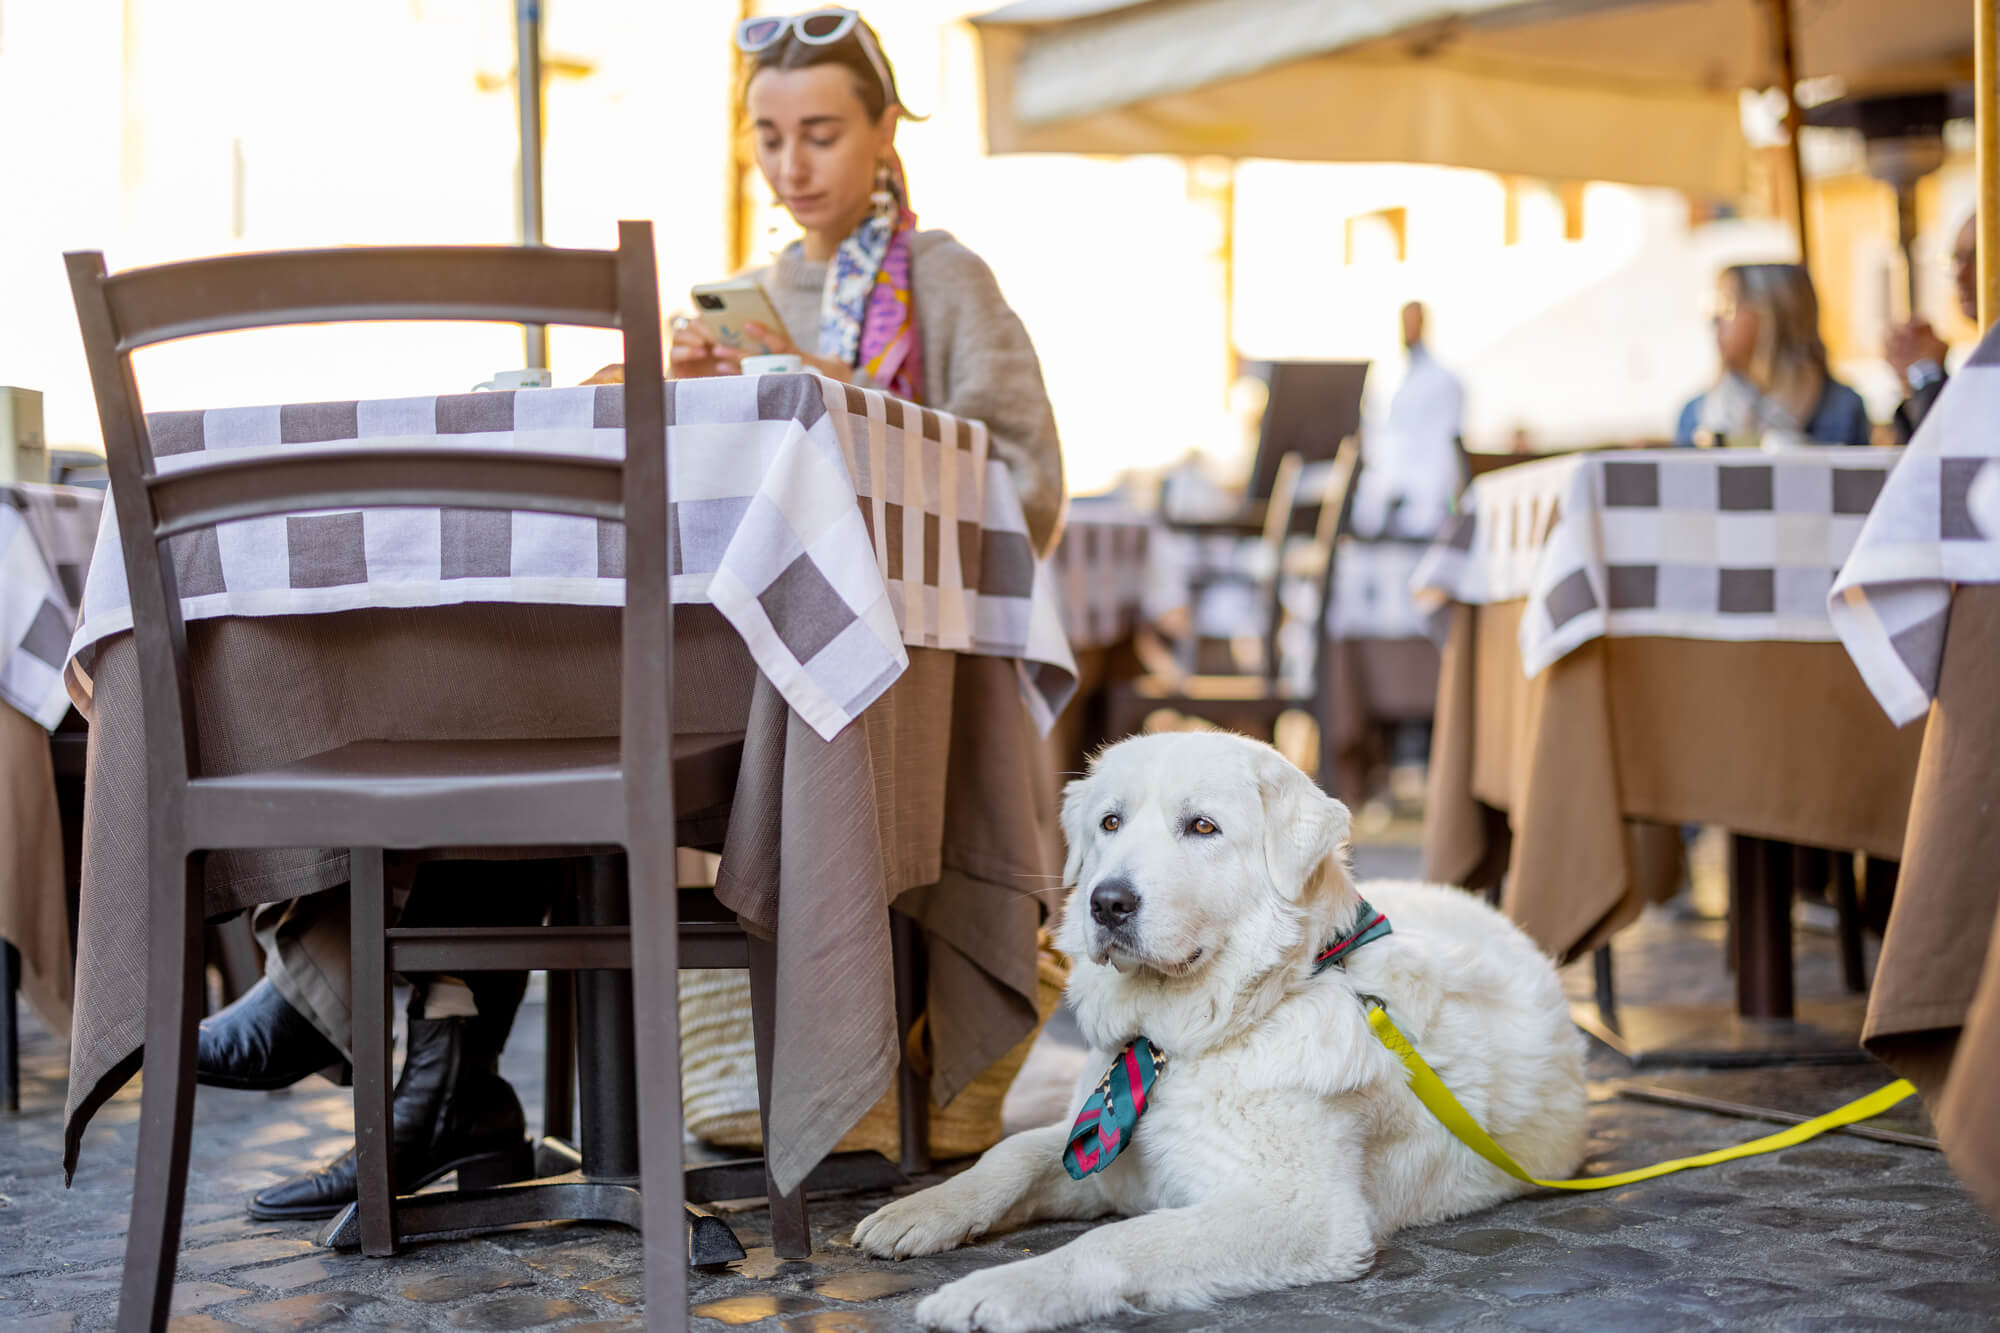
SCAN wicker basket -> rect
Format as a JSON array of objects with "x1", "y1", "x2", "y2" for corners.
[{"x1": 682, "y1": 931, "x2": 1069, "y2": 1160}]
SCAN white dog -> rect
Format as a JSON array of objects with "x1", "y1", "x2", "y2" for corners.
[{"x1": 853, "y1": 731, "x2": 1587, "y2": 1332}]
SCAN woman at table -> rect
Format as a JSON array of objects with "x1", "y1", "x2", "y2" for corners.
[
  {"x1": 193, "y1": 7, "x2": 1067, "y2": 1221},
  {"x1": 1675, "y1": 263, "x2": 1873, "y2": 449},
  {"x1": 670, "y1": 6, "x2": 1066, "y2": 552}
]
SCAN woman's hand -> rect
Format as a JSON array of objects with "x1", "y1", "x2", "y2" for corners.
[
  {"x1": 739, "y1": 323, "x2": 853, "y2": 383},
  {"x1": 669, "y1": 315, "x2": 734, "y2": 379}
]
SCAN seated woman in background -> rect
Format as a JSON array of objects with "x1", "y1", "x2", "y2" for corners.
[
  {"x1": 1675, "y1": 262, "x2": 1872, "y2": 448},
  {"x1": 672, "y1": 7, "x2": 1065, "y2": 551}
]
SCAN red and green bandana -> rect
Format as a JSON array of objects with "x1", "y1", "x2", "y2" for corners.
[{"x1": 1062, "y1": 898, "x2": 1393, "y2": 1181}]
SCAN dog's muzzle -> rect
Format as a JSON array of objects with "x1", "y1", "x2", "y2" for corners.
[{"x1": 1088, "y1": 876, "x2": 1139, "y2": 932}]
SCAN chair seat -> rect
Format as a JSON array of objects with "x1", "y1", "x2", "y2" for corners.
[{"x1": 185, "y1": 733, "x2": 742, "y2": 851}]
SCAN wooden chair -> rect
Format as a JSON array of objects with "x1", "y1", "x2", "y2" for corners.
[
  {"x1": 67, "y1": 223, "x2": 709, "y2": 1332},
  {"x1": 1109, "y1": 441, "x2": 1363, "y2": 767}
]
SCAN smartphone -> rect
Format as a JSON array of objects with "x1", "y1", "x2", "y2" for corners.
[{"x1": 689, "y1": 279, "x2": 793, "y2": 352}]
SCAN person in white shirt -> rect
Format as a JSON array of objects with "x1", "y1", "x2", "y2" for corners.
[{"x1": 1353, "y1": 302, "x2": 1466, "y2": 540}]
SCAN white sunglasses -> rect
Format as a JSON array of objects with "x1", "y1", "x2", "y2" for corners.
[{"x1": 735, "y1": 8, "x2": 893, "y2": 103}]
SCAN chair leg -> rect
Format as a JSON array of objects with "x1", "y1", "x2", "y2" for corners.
[
  {"x1": 349, "y1": 848, "x2": 396, "y2": 1258},
  {"x1": 1592, "y1": 944, "x2": 1617, "y2": 1021},
  {"x1": 1, "y1": 941, "x2": 19, "y2": 1114},
  {"x1": 747, "y1": 933, "x2": 811, "y2": 1258},
  {"x1": 116, "y1": 851, "x2": 204, "y2": 1333},
  {"x1": 542, "y1": 970, "x2": 575, "y2": 1145},
  {"x1": 623, "y1": 830, "x2": 689, "y2": 1327},
  {"x1": 1831, "y1": 853, "x2": 1868, "y2": 993},
  {"x1": 891, "y1": 911, "x2": 931, "y2": 1176}
]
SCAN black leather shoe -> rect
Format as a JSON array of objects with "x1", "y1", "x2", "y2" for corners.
[
  {"x1": 197, "y1": 978, "x2": 345, "y2": 1091},
  {"x1": 248, "y1": 1005, "x2": 532, "y2": 1221}
]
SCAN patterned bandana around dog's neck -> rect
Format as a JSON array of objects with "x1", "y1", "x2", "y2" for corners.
[{"x1": 1061, "y1": 898, "x2": 1394, "y2": 1180}]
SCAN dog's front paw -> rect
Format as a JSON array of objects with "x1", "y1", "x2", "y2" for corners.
[
  {"x1": 916, "y1": 1261, "x2": 1088, "y2": 1333},
  {"x1": 854, "y1": 1181, "x2": 996, "y2": 1260}
]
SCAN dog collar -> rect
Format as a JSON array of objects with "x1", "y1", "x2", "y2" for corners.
[{"x1": 1061, "y1": 899, "x2": 1394, "y2": 1181}]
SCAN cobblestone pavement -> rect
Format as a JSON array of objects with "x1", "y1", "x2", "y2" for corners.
[{"x1": 5, "y1": 835, "x2": 1998, "y2": 1331}]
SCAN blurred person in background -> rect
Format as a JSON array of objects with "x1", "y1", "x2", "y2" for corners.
[
  {"x1": 198, "y1": 5, "x2": 1065, "y2": 1222},
  {"x1": 1352, "y1": 302, "x2": 1465, "y2": 539},
  {"x1": 1885, "y1": 215, "x2": 1980, "y2": 442},
  {"x1": 1676, "y1": 263, "x2": 1871, "y2": 448}
]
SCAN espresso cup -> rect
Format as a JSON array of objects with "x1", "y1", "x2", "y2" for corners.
[{"x1": 474, "y1": 368, "x2": 554, "y2": 392}]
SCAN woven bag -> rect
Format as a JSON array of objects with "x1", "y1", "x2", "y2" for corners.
[{"x1": 681, "y1": 931, "x2": 1069, "y2": 1160}]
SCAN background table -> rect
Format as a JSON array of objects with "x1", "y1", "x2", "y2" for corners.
[
  {"x1": 1043, "y1": 497, "x2": 1158, "y2": 777},
  {"x1": 0, "y1": 483, "x2": 101, "y2": 1042},
  {"x1": 1320, "y1": 537, "x2": 1440, "y2": 802},
  {"x1": 62, "y1": 377, "x2": 1069, "y2": 1198},
  {"x1": 1416, "y1": 447, "x2": 1924, "y2": 1062},
  {"x1": 1832, "y1": 323, "x2": 2000, "y2": 1220}
]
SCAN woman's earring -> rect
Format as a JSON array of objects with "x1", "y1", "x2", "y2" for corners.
[{"x1": 871, "y1": 161, "x2": 894, "y2": 216}]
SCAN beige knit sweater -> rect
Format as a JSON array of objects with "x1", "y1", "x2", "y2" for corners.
[{"x1": 747, "y1": 231, "x2": 1066, "y2": 555}]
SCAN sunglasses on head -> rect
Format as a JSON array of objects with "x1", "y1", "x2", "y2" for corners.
[{"x1": 735, "y1": 8, "x2": 893, "y2": 102}]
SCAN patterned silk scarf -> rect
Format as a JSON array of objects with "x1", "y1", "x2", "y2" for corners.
[
  {"x1": 1061, "y1": 899, "x2": 1395, "y2": 1180},
  {"x1": 818, "y1": 150, "x2": 923, "y2": 404}
]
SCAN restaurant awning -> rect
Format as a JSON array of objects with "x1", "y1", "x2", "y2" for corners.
[{"x1": 970, "y1": 0, "x2": 1977, "y2": 197}]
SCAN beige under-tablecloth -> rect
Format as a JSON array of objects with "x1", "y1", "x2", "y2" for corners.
[
  {"x1": 1863, "y1": 583, "x2": 2000, "y2": 1221},
  {"x1": 1322, "y1": 636, "x2": 1439, "y2": 803},
  {"x1": 1425, "y1": 599, "x2": 1925, "y2": 962},
  {"x1": 65, "y1": 603, "x2": 1061, "y2": 1194},
  {"x1": 0, "y1": 703, "x2": 70, "y2": 1034}
]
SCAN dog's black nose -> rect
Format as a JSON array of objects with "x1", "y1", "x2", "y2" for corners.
[{"x1": 1089, "y1": 878, "x2": 1140, "y2": 928}]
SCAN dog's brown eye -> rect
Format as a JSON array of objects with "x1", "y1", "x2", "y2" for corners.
[
  {"x1": 1190, "y1": 817, "x2": 1218, "y2": 836},
  {"x1": 1100, "y1": 814, "x2": 1120, "y2": 832}
]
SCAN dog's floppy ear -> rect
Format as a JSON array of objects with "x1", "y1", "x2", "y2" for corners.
[
  {"x1": 1258, "y1": 754, "x2": 1352, "y2": 902},
  {"x1": 1059, "y1": 769, "x2": 1097, "y2": 889}
]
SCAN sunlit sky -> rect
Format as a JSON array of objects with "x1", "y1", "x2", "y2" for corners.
[{"x1": 1, "y1": 1, "x2": 1981, "y2": 493}]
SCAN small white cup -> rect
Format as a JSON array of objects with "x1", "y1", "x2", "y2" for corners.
[
  {"x1": 740, "y1": 354, "x2": 805, "y2": 376},
  {"x1": 474, "y1": 368, "x2": 554, "y2": 392}
]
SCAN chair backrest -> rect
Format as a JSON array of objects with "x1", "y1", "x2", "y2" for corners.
[
  {"x1": 64, "y1": 223, "x2": 668, "y2": 815},
  {"x1": 1246, "y1": 361, "x2": 1369, "y2": 505}
]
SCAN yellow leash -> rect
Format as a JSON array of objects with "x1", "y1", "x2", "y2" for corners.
[{"x1": 1366, "y1": 1004, "x2": 1917, "y2": 1191}]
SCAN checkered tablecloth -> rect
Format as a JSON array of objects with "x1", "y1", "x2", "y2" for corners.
[
  {"x1": 2, "y1": 483, "x2": 103, "y2": 729},
  {"x1": 1831, "y1": 324, "x2": 2000, "y2": 725},
  {"x1": 67, "y1": 374, "x2": 1076, "y2": 740},
  {"x1": 1049, "y1": 497, "x2": 1156, "y2": 651},
  {"x1": 1414, "y1": 447, "x2": 1901, "y2": 677}
]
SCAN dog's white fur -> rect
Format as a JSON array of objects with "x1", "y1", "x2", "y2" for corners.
[{"x1": 853, "y1": 732, "x2": 1587, "y2": 1332}]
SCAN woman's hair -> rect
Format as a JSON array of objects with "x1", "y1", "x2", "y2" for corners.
[
  {"x1": 1724, "y1": 262, "x2": 1829, "y2": 380},
  {"x1": 743, "y1": 14, "x2": 909, "y2": 123}
]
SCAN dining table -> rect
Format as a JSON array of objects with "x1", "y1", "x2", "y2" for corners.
[
  {"x1": 59, "y1": 373, "x2": 1077, "y2": 1217},
  {"x1": 1830, "y1": 321, "x2": 2000, "y2": 1220},
  {"x1": 0, "y1": 481, "x2": 102, "y2": 1045},
  {"x1": 1413, "y1": 444, "x2": 1925, "y2": 1064}
]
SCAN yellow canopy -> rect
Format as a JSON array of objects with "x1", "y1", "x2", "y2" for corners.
[{"x1": 971, "y1": 0, "x2": 1976, "y2": 197}]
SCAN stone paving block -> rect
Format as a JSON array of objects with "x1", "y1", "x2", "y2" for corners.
[
  {"x1": 180, "y1": 1235, "x2": 318, "y2": 1274},
  {"x1": 1535, "y1": 1204, "x2": 1660, "y2": 1234},
  {"x1": 221, "y1": 1289, "x2": 377, "y2": 1331},
  {"x1": 1507, "y1": 1295, "x2": 1721, "y2": 1332},
  {"x1": 776, "y1": 1311, "x2": 912, "y2": 1332},
  {"x1": 401, "y1": 1266, "x2": 540, "y2": 1303},
  {"x1": 692, "y1": 1291, "x2": 830, "y2": 1324},
  {"x1": 1455, "y1": 1261, "x2": 1600, "y2": 1300},
  {"x1": 167, "y1": 1316, "x2": 260, "y2": 1333},
  {"x1": 808, "y1": 1269, "x2": 924, "y2": 1302},
  {"x1": 446, "y1": 1293, "x2": 590, "y2": 1329},
  {"x1": 579, "y1": 1271, "x2": 645, "y2": 1305},
  {"x1": 1889, "y1": 1280, "x2": 2000, "y2": 1315},
  {"x1": 565, "y1": 1319, "x2": 645, "y2": 1333},
  {"x1": 243, "y1": 1256, "x2": 335, "y2": 1291},
  {"x1": 14, "y1": 1314, "x2": 79, "y2": 1333},
  {"x1": 171, "y1": 1281, "x2": 254, "y2": 1312},
  {"x1": 1414, "y1": 1225, "x2": 1552, "y2": 1256}
]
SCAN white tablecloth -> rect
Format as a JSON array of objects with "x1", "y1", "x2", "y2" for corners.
[
  {"x1": 1831, "y1": 324, "x2": 2000, "y2": 725},
  {"x1": 68, "y1": 374, "x2": 1076, "y2": 740},
  {"x1": 2, "y1": 483, "x2": 103, "y2": 729},
  {"x1": 1415, "y1": 447, "x2": 1901, "y2": 677}
]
